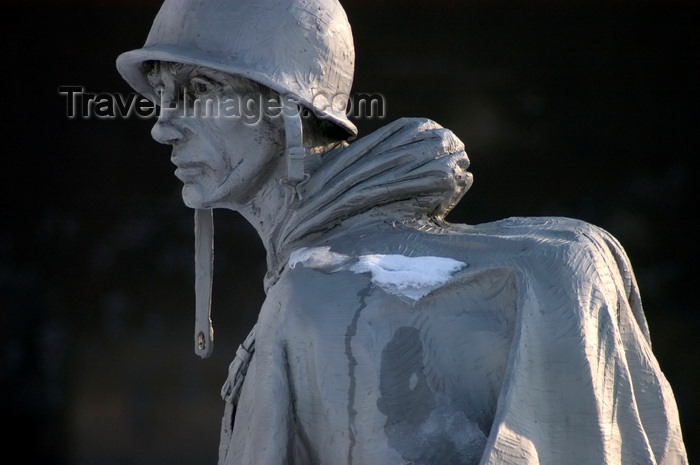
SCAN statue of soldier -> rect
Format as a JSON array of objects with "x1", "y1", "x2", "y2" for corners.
[{"x1": 117, "y1": 1, "x2": 688, "y2": 464}]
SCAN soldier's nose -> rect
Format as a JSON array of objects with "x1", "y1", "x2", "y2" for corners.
[{"x1": 151, "y1": 109, "x2": 184, "y2": 145}]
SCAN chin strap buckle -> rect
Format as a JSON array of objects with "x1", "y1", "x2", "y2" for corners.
[{"x1": 279, "y1": 101, "x2": 308, "y2": 202}]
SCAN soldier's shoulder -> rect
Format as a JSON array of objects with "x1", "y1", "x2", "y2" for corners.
[
  {"x1": 457, "y1": 216, "x2": 618, "y2": 250},
  {"x1": 433, "y1": 215, "x2": 626, "y2": 272}
]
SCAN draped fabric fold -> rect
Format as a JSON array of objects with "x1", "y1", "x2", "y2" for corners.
[
  {"x1": 478, "y1": 221, "x2": 687, "y2": 465},
  {"x1": 265, "y1": 117, "x2": 473, "y2": 288}
]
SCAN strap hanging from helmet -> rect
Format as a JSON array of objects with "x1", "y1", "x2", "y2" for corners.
[
  {"x1": 280, "y1": 102, "x2": 309, "y2": 202},
  {"x1": 194, "y1": 208, "x2": 214, "y2": 358}
]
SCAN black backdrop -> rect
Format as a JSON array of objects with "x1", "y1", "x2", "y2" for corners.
[{"x1": 1, "y1": 1, "x2": 698, "y2": 464}]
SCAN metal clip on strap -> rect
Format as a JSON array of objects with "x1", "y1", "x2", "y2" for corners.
[
  {"x1": 286, "y1": 146, "x2": 307, "y2": 183},
  {"x1": 280, "y1": 102, "x2": 309, "y2": 201}
]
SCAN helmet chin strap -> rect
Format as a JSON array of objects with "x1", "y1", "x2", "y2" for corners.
[
  {"x1": 192, "y1": 103, "x2": 305, "y2": 359},
  {"x1": 194, "y1": 208, "x2": 214, "y2": 358},
  {"x1": 280, "y1": 102, "x2": 309, "y2": 202}
]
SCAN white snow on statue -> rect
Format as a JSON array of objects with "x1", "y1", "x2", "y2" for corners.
[{"x1": 290, "y1": 247, "x2": 467, "y2": 301}]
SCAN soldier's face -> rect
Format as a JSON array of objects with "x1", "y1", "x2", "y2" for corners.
[{"x1": 148, "y1": 63, "x2": 283, "y2": 209}]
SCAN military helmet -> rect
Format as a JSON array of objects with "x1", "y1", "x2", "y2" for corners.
[{"x1": 116, "y1": 0, "x2": 357, "y2": 136}]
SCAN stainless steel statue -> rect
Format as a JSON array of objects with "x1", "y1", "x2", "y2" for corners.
[{"x1": 117, "y1": 1, "x2": 688, "y2": 464}]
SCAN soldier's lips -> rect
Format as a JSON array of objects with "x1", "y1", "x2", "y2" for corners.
[{"x1": 174, "y1": 162, "x2": 206, "y2": 181}]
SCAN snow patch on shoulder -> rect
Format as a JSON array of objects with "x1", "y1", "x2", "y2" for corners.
[
  {"x1": 289, "y1": 246, "x2": 351, "y2": 270},
  {"x1": 289, "y1": 247, "x2": 466, "y2": 301},
  {"x1": 350, "y1": 254, "x2": 467, "y2": 300}
]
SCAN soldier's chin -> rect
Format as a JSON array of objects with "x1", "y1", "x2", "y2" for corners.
[{"x1": 181, "y1": 184, "x2": 213, "y2": 210}]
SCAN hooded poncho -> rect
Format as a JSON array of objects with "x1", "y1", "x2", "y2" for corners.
[{"x1": 218, "y1": 118, "x2": 687, "y2": 465}]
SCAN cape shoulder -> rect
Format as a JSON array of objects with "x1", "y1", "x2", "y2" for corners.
[{"x1": 272, "y1": 216, "x2": 640, "y2": 324}]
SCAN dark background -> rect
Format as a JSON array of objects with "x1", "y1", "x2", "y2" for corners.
[{"x1": 1, "y1": 0, "x2": 698, "y2": 464}]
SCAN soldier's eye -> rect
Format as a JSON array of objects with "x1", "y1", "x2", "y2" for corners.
[
  {"x1": 190, "y1": 76, "x2": 217, "y2": 95},
  {"x1": 154, "y1": 86, "x2": 176, "y2": 108}
]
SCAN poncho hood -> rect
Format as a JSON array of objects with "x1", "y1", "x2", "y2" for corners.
[{"x1": 265, "y1": 117, "x2": 473, "y2": 287}]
